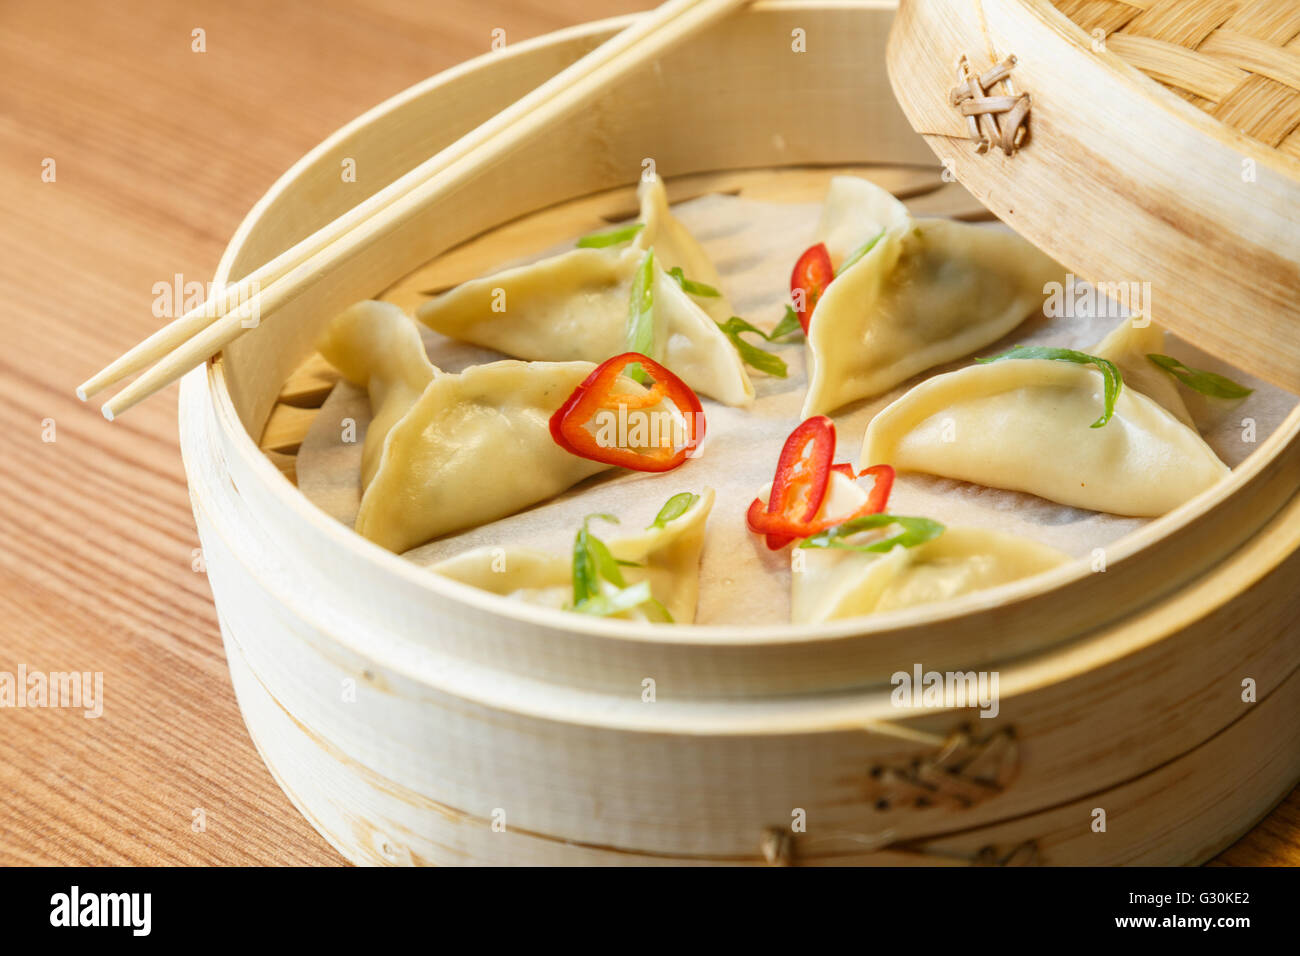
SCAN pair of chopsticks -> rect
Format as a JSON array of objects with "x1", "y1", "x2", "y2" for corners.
[{"x1": 80, "y1": 0, "x2": 751, "y2": 420}]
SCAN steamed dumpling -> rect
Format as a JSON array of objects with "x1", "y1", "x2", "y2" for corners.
[
  {"x1": 359, "y1": 360, "x2": 661, "y2": 552},
  {"x1": 1091, "y1": 317, "x2": 1194, "y2": 427},
  {"x1": 432, "y1": 488, "x2": 715, "y2": 623},
  {"x1": 793, "y1": 524, "x2": 1069, "y2": 624},
  {"x1": 317, "y1": 300, "x2": 438, "y2": 490},
  {"x1": 416, "y1": 175, "x2": 753, "y2": 407},
  {"x1": 814, "y1": 172, "x2": 911, "y2": 261},
  {"x1": 632, "y1": 178, "x2": 732, "y2": 323},
  {"x1": 802, "y1": 176, "x2": 1064, "y2": 417},
  {"x1": 861, "y1": 359, "x2": 1230, "y2": 516}
]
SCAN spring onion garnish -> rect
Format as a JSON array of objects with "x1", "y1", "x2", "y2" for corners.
[
  {"x1": 977, "y1": 346, "x2": 1123, "y2": 428},
  {"x1": 834, "y1": 228, "x2": 886, "y2": 277},
  {"x1": 576, "y1": 222, "x2": 645, "y2": 248},
  {"x1": 570, "y1": 513, "x2": 664, "y2": 619},
  {"x1": 624, "y1": 248, "x2": 656, "y2": 382},
  {"x1": 572, "y1": 513, "x2": 628, "y2": 601},
  {"x1": 648, "y1": 492, "x2": 700, "y2": 529},
  {"x1": 1147, "y1": 354, "x2": 1253, "y2": 399},
  {"x1": 667, "y1": 267, "x2": 720, "y2": 297},
  {"x1": 574, "y1": 580, "x2": 654, "y2": 617},
  {"x1": 769, "y1": 305, "x2": 805, "y2": 341},
  {"x1": 797, "y1": 514, "x2": 945, "y2": 553},
  {"x1": 715, "y1": 316, "x2": 789, "y2": 378}
]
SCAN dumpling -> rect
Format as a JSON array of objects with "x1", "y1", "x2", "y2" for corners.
[
  {"x1": 416, "y1": 175, "x2": 753, "y2": 407},
  {"x1": 802, "y1": 176, "x2": 1064, "y2": 417},
  {"x1": 418, "y1": 246, "x2": 629, "y2": 359},
  {"x1": 792, "y1": 523, "x2": 1069, "y2": 624},
  {"x1": 359, "y1": 360, "x2": 664, "y2": 552},
  {"x1": 432, "y1": 488, "x2": 715, "y2": 623},
  {"x1": 317, "y1": 300, "x2": 438, "y2": 490},
  {"x1": 1091, "y1": 317, "x2": 1194, "y2": 427},
  {"x1": 631, "y1": 176, "x2": 732, "y2": 323},
  {"x1": 861, "y1": 359, "x2": 1230, "y2": 516},
  {"x1": 814, "y1": 172, "x2": 911, "y2": 260}
]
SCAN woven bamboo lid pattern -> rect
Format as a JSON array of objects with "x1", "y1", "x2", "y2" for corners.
[
  {"x1": 1054, "y1": 0, "x2": 1300, "y2": 157},
  {"x1": 888, "y1": 0, "x2": 1300, "y2": 393}
]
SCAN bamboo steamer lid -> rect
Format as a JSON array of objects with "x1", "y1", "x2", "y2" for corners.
[{"x1": 886, "y1": 0, "x2": 1300, "y2": 392}]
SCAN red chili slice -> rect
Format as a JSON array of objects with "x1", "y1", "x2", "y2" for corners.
[
  {"x1": 858, "y1": 464, "x2": 895, "y2": 515},
  {"x1": 549, "y1": 352, "x2": 704, "y2": 473},
  {"x1": 746, "y1": 464, "x2": 896, "y2": 542},
  {"x1": 760, "y1": 416, "x2": 836, "y2": 549},
  {"x1": 790, "y1": 242, "x2": 834, "y2": 334}
]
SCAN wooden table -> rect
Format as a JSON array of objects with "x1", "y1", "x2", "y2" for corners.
[{"x1": 0, "y1": 0, "x2": 1293, "y2": 866}]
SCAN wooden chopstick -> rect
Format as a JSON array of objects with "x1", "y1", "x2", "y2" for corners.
[{"x1": 83, "y1": 0, "x2": 750, "y2": 420}]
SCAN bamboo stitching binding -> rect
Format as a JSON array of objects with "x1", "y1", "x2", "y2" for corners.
[
  {"x1": 951, "y1": 54, "x2": 1031, "y2": 154},
  {"x1": 866, "y1": 725, "x2": 1020, "y2": 810},
  {"x1": 758, "y1": 726, "x2": 1023, "y2": 865}
]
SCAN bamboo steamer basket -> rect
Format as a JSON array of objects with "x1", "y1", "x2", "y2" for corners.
[
  {"x1": 179, "y1": 0, "x2": 1300, "y2": 865},
  {"x1": 889, "y1": 0, "x2": 1300, "y2": 392}
]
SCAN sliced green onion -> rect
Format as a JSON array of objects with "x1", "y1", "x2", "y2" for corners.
[
  {"x1": 570, "y1": 513, "x2": 659, "y2": 619},
  {"x1": 624, "y1": 248, "x2": 656, "y2": 383},
  {"x1": 577, "y1": 223, "x2": 644, "y2": 248},
  {"x1": 834, "y1": 228, "x2": 886, "y2": 277},
  {"x1": 977, "y1": 346, "x2": 1123, "y2": 428},
  {"x1": 573, "y1": 580, "x2": 653, "y2": 617},
  {"x1": 797, "y1": 514, "x2": 945, "y2": 553},
  {"x1": 667, "y1": 266, "x2": 720, "y2": 297},
  {"x1": 769, "y1": 306, "x2": 804, "y2": 341},
  {"x1": 715, "y1": 316, "x2": 788, "y2": 378},
  {"x1": 1147, "y1": 354, "x2": 1253, "y2": 399},
  {"x1": 645, "y1": 597, "x2": 675, "y2": 623},
  {"x1": 648, "y1": 492, "x2": 699, "y2": 529},
  {"x1": 572, "y1": 513, "x2": 620, "y2": 605},
  {"x1": 588, "y1": 535, "x2": 627, "y2": 588}
]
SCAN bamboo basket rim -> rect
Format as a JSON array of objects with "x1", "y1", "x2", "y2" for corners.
[
  {"x1": 195, "y1": 0, "x2": 1300, "y2": 653},
  {"x1": 193, "y1": 445, "x2": 1300, "y2": 731},
  {"x1": 1027, "y1": 0, "x2": 1300, "y2": 176}
]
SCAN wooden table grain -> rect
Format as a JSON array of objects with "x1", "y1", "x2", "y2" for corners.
[{"x1": 0, "y1": 0, "x2": 1293, "y2": 866}]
